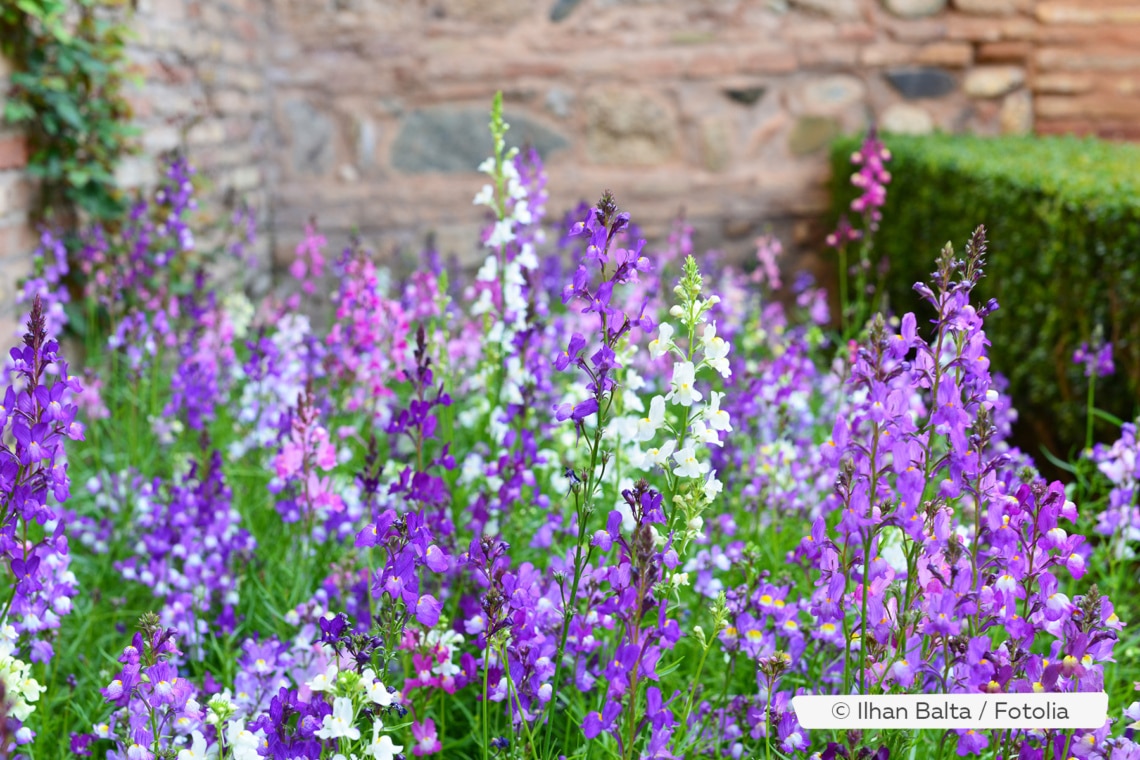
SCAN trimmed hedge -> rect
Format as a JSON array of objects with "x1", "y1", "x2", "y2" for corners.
[{"x1": 830, "y1": 133, "x2": 1140, "y2": 456}]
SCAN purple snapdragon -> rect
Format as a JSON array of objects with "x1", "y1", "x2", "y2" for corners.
[
  {"x1": 113, "y1": 448, "x2": 256, "y2": 653},
  {"x1": 0, "y1": 297, "x2": 82, "y2": 668}
]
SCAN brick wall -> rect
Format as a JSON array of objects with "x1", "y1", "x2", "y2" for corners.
[
  {"x1": 2, "y1": 0, "x2": 1140, "y2": 324},
  {"x1": 1033, "y1": 1, "x2": 1140, "y2": 138},
  {"x1": 263, "y1": 0, "x2": 1047, "y2": 275},
  {"x1": 0, "y1": 53, "x2": 35, "y2": 343},
  {"x1": 126, "y1": 0, "x2": 274, "y2": 289}
]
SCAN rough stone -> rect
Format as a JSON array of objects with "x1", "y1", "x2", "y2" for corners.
[
  {"x1": 800, "y1": 74, "x2": 865, "y2": 113},
  {"x1": 0, "y1": 135, "x2": 29, "y2": 171},
  {"x1": 434, "y1": 0, "x2": 534, "y2": 23},
  {"x1": 545, "y1": 87, "x2": 575, "y2": 119},
  {"x1": 977, "y1": 41, "x2": 1031, "y2": 63},
  {"x1": 788, "y1": 116, "x2": 840, "y2": 155},
  {"x1": 391, "y1": 107, "x2": 568, "y2": 173},
  {"x1": 1033, "y1": 73, "x2": 1095, "y2": 94},
  {"x1": 1000, "y1": 89, "x2": 1033, "y2": 134},
  {"x1": 114, "y1": 155, "x2": 159, "y2": 189},
  {"x1": 885, "y1": 67, "x2": 957, "y2": 99},
  {"x1": 284, "y1": 99, "x2": 336, "y2": 176},
  {"x1": 699, "y1": 117, "x2": 733, "y2": 173},
  {"x1": 723, "y1": 86, "x2": 767, "y2": 106},
  {"x1": 549, "y1": 0, "x2": 582, "y2": 22},
  {"x1": 788, "y1": 0, "x2": 861, "y2": 20},
  {"x1": 879, "y1": 103, "x2": 935, "y2": 134},
  {"x1": 1037, "y1": 2, "x2": 1140, "y2": 25},
  {"x1": 354, "y1": 117, "x2": 376, "y2": 169},
  {"x1": 882, "y1": 0, "x2": 946, "y2": 18},
  {"x1": 917, "y1": 41, "x2": 973, "y2": 67},
  {"x1": 954, "y1": 0, "x2": 1019, "y2": 14},
  {"x1": 584, "y1": 90, "x2": 676, "y2": 166},
  {"x1": 963, "y1": 66, "x2": 1025, "y2": 98}
]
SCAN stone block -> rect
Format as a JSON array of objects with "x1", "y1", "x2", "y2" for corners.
[
  {"x1": 1033, "y1": 73, "x2": 1095, "y2": 94},
  {"x1": 964, "y1": 66, "x2": 1025, "y2": 97},
  {"x1": 142, "y1": 124, "x2": 181, "y2": 153},
  {"x1": 584, "y1": 90, "x2": 677, "y2": 166},
  {"x1": 115, "y1": 155, "x2": 158, "y2": 191},
  {"x1": 879, "y1": 102, "x2": 935, "y2": 134},
  {"x1": 0, "y1": 173, "x2": 30, "y2": 218},
  {"x1": 391, "y1": 107, "x2": 568, "y2": 173},
  {"x1": 741, "y1": 47, "x2": 799, "y2": 74},
  {"x1": 859, "y1": 43, "x2": 919, "y2": 68},
  {"x1": 549, "y1": 0, "x2": 582, "y2": 22},
  {"x1": 1037, "y1": 2, "x2": 1140, "y2": 25},
  {"x1": 545, "y1": 88, "x2": 575, "y2": 119},
  {"x1": 917, "y1": 41, "x2": 973, "y2": 67},
  {"x1": 1036, "y1": 47, "x2": 1140, "y2": 71},
  {"x1": 799, "y1": 43, "x2": 860, "y2": 67},
  {"x1": 788, "y1": 116, "x2": 840, "y2": 155},
  {"x1": 798, "y1": 74, "x2": 867, "y2": 114},
  {"x1": 977, "y1": 41, "x2": 1032, "y2": 62},
  {"x1": 882, "y1": 0, "x2": 946, "y2": 18},
  {"x1": 0, "y1": 135, "x2": 28, "y2": 171},
  {"x1": 698, "y1": 116, "x2": 734, "y2": 173},
  {"x1": 948, "y1": 17, "x2": 1037, "y2": 42},
  {"x1": 284, "y1": 99, "x2": 336, "y2": 176},
  {"x1": 789, "y1": 0, "x2": 862, "y2": 19},
  {"x1": 885, "y1": 67, "x2": 957, "y2": 99},
  {"x1": 435, "y1": 0, "x2": 535, "y2": 23},
  {"x1": 954, "y1": 0, "x2": 1024, "y2": 13},
  {"x1": 1000, "y1": 89, "x2": 1033, "y2": 134},
  {"x1": 187, "y1": 119, "x2": 228, "y2": 146}
]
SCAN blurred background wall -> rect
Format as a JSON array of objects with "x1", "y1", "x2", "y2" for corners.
[{"x1": 3, "y1": 0, "x2": 1140, "y2": 335}]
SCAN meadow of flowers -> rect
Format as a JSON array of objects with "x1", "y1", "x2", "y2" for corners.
[{"x1": 1, "y1": 95, "x2": 1138, "y2": 760}]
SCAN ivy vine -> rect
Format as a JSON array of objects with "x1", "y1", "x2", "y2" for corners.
[{"x1": 0, "y1": 0, "x2": 136, "y2": 225}]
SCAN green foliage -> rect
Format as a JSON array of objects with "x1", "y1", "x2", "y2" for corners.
[
  {"x1": 0, "y1": 0, "x2": 136, "y2": 224},
  {"x1": 831, "y1": 133, "x2": 1140, "y2": 455}
]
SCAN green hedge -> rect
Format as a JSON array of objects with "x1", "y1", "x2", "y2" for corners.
[{"x1": 830, "y1": 133, "x2": 1140, "y2": 456}]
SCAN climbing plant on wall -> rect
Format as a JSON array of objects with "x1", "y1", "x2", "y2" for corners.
[{"x1": 0, "y1": 0, "x2": 135, "y2": 224}]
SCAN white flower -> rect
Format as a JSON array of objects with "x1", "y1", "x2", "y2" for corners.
[
  {"x1": 225, "y1": 720, "x2": 263, "y2": 760},
  {"x1": 367, "y1": 729, "x2": 408, "y2": 760},
  {"x1": 177, "y1": 731, "x2": 211, "y2": 760},
  {"x1": 475, "y1": 254, "x2": 498, "y2": 283},
  {"x1": 473, "y1": 184, "x2": 495, "y2": 207},
  {"x1": 701, "y1": 323, "x2": 732, "y2": 378},
  {"x1": 316, "y1": 697, "x2": 361, "y2": 741},
  {"x1": 635, "y1": 396, "x2": 667, "y2": 442},
  {"x1": 648, "y1": 323, "x2": 674, "y2": 359},
  {"x1": 307, "y1": 662, "x2": 338, "y2": 692},
  {"x1": 667, "y1": 361, "x2": 702, "y2": 407},
  {"x1": 487, "y1": 219, "x2": 516, "y2": 248},
  {"x1": 673, "y1": 446, "x2": 706, "y2": 479},
  {"x1": 646, "y1": 439, "x2": 676, "y2": 469},
  {"x1": 516, "y1": 243, "x2": 539, "y2": 270},
  {"x1": 690, "y1": 420, "x2": 721, "y2": 447},
  {"x1": 362, "y1": 669, "x2": 394, "y2": 707},
  {"x1": 477, "y1": 157, "x2": 495, "y2": 174},
  {"x1": 706, "y1": 391, "x2": 732, "y2": 432},
  {"x1": 512, "y1": 200, "x2": 532, "y2": 225},
  {"x1": 702, "y1": 474, "x2": 723, "y2": 501}
]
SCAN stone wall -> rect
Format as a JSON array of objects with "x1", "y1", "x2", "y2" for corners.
[
  {"x1": 1033, "y1": 1, "x2": 1140, "y2": 139},
  {"x1": 126, "y1": 0, "x2": 274, "y2": 289},
  {"x1": 3, "y1": 0, "x2": 1140, "y2": 324},
  {"x1": 0, "y1": 53, "x2": 35, "y2": 342},
  {"x1": 263, "y1": 0, "x2": 1051, "y2": 274},
  {"x1": 0, "y1": 0, "x2": 275, "y2": 342}
]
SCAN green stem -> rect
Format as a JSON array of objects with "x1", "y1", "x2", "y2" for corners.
[
  {"x1": 1086, "y1": 374, "x2": 1096, "y2": 451},
  {"x1": 838, "y1": 244, "x2": 850, "y2": 338},
  {"x1": 482, "y1": 653, "x2": 491, "y2": 760}
]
